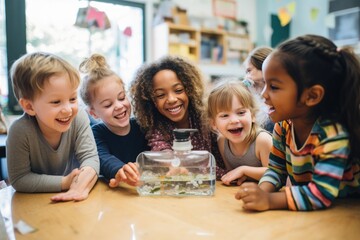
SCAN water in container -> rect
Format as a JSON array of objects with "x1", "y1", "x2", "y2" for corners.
[{"x1": 136, "y1": 129, "x2": 216, "y2": 196}]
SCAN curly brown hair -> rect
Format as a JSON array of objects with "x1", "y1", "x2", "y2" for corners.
[{"x1": 130, "y1": 55, "x2": 208, "y2": 138}]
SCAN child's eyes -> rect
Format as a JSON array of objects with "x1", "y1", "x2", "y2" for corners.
[
  {"x1": 270, "y1": 85, "x2": 279, "y2": 90},
  {"x1": 237, "y1": 111, "x2": 246, "y2": 115},
  {"x1": 219, "y1": 114, "x2": 229, "y2": 118},
  {"x1": 154, "y1": 94, "x2": 165, "y2": 99},
  {"x1": 50, "y1": 97, "x2": 77, "y2": 104},
  {"x1": 175, "y1": 88, "x2": 184, "y2": 94}
]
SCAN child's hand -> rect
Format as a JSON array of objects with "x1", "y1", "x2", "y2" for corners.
[
  {"x1": 221, "y1": 167, "x2": 247, "y2": 185},
  {"x1": 166, "y1": 167, "x2": 189, "y2": 176},
  {"x1": 235, "y1": 182, "x2": 270, "y2": 211},
  {"x1": 109, "y1": 162, "x2": 140, "y2": 187},
  {"x1": 51, "y1": 167, "x2": 98, "y2": 202},
  {"x1": 61, "y1": 168, "x2": 81, "y2": 190}
]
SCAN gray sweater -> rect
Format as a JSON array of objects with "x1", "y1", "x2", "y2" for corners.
[{"x1": 6, "y1": 109, "x2": 99, "y2": 192}]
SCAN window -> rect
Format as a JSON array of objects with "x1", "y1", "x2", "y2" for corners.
[
  {"x1": 26, "y1": 0, "x2": 145, "y2": 88},
  {"x1": 5, "y1": 0, "x2": 146, "y2": 114},
  {"x1": 329, "y1": 7, "x2": 360, "y2": 46}
]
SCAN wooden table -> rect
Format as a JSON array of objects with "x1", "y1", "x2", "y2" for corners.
[{"x1": 1, "y1": 180, "x2": 359, "y2": 240}]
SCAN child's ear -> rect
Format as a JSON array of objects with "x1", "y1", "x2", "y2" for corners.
[
  {"x1": 89, "y1": 108, "x2": 99, "y2": 119},
  {"x1": 303, "y1": 85, "x2": 324, "y2": 107},
  {"x1": 18, "y1": 98, "x2": 36, "y2": 116}
]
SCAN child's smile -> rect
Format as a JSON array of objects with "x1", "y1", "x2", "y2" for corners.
[
  {"x1": 90, "y1": 76, "x2": 131, "y2": 135},
  {"x1": 228, "y1": 127, "x2": 244, "y2": 135},
  {"x1": 153, "y1": 70, "x2": 189, "y2": 127},
  {"x1": 267, "y1": 105, "x2": 275, "y2": 115},
  {"x1": 114, "y1": 110, "x2": 127, "y2": 120},
  {"x1": 167, "y1": 105, "x2": 183, "y2": 115},
  {"x1": 212, "y1": 96, "x2": 253, "y2": 144},
  {"x1": 56, "y1": 115, "x2": 72, "y2": 125},
  {"x1": 28, "y1": 73, "x2": 78, "y2": 136}
]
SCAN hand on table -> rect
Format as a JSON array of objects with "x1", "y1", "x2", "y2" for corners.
[
  {"x1": 51, "y1": 167, "x2": 98, "y2": 202},
  {"x1": 221, "y1": 167, "x2": 247, "y2": 185},
  {"x1": 235, "y1": 182, "x2": 271, "y2": 211},
  {"x1": 109, "y1": 162, "x2": 140, "y2": 188},
  {"x1": 61, "y1": 168, "x2": 81, "y2": 190}
]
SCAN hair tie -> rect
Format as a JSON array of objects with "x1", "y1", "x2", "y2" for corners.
[{"x1": 242, "y1": 79, "x2": 254, "y2": 88}]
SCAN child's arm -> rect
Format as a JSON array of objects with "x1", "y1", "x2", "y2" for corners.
[
  {"x1": 53, "y1": 109, "x2": 100, "y2": 201},
  {"x1": 234, "y1": 122, "x2": 288, "y2": 211},
  {"x1": 92, "y1": 124, "x2": 126, "y2": 180},
  {"x1": 61, "y1": 168, "x2": 82, "y2": 190},
  {"x1": 266, "y1": 122, "x2": 351, "y2": 211},
  {"x1": 51, "y1": 166, "x2": 98, "y2": 202},
  {"x1": 236, "y1": 122, "x2": 352, "y2": 211},
  {"x1": 6, "y1": 117, "x2": 64, "y2": 192},
  {"x1": 221, "y1": 166, "x2": 268, "y2": 185}
]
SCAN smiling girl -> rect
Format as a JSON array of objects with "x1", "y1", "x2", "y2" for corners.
[
  {"x1": 130, "y1": 56, "x2": 211, "y2": 152},
  {"x1": 207, "y1": 80, "x2": 272, "y2": 185},
  {"x1": 79, "y1": 54, "x2": 148, "y2": 188},
  {"x1": 236, "y1": 35, "x2": 360, "y2": 211}
]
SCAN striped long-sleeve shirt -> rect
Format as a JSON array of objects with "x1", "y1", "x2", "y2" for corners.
[{"x1": 259, "y1": 119, "x2": 360, "y2": 211}]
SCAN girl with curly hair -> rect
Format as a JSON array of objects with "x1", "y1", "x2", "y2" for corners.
[
  {"x1": 130, "y1": 56, "x2": 226, "y2": 179},
  {"x1": 130, "y1": 55, "x2": 211, "y2": 151}
]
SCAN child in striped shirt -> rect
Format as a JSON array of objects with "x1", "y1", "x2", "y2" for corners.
[{"x1": 235, "y1": 34, "x2": 360, "y2": 211}]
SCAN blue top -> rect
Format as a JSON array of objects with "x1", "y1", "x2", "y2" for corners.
[{"x1": 92, "y1": 118, "x2": 149, "y2": 180}]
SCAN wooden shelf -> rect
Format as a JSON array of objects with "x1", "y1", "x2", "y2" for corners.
[
  {"x1": 153, "y1": 22, "x2": 252, "y2": 77},
  {"x1": 153, "y1": 22, "x2": 200, "y2": 62}
]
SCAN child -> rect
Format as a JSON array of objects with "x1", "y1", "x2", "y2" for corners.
[
  {"x1": 7, "y1": 52, "x2": 99, "y2": 202},
  {"x1": 235, "y1": 35, "x2": 360, "y2": 211},
  {"x1": 130, "y1": 55, "x2": 210, "y2": 150},
  {"x1": 79, "y1": 53, "x2": 148, "y2": 187},
  {"x1": 243, "y1": 46, "x2": 274, "y2": 132},
  {"x1": 130, "y1": 55, "x2": 224, "y2": 177},
  {"x1": 243, "y1": 46, "x2": 273, "y2": 94},
  {"x1": 207, "y1": 80, "x2": 272, "y2": 185}
]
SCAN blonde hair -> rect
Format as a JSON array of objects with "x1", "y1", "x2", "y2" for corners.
[
  {"x1": 79, "y1": 53, "x2": 124, "y2": 106},
  {"x1": 10, "y1": 52, "x2": 80, "y2": 100},
  {"x1": 207, "y1": 79, "x2": 261, "y2": 144}
]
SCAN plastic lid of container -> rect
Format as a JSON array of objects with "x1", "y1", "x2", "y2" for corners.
[{"x1": 173, "y1": 129, "x2": 198, "y2": 141}]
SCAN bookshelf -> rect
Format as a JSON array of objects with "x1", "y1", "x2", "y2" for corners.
[{"x1": 153, "y1": 22, "x2": 253, "y2": 77}]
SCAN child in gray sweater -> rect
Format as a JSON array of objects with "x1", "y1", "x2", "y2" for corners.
[{"x1": 7, "y1": 52, "x2": 99, "y2": 202}]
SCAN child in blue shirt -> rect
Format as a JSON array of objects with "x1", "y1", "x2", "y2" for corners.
[{"x1": 79, "y1": 54, "x2": 148, "y2": 187}]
